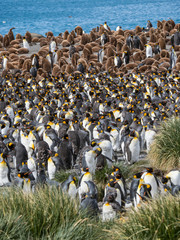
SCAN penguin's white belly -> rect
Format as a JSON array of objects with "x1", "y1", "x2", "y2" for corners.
[
  {"x1": 68, "y1": 183, "x2": 77, "y2": 198},
  {"x1": 168, "y1": 171, "x2": 180, "y2": 186},
  {"x1": 93, "y1": 129, "x2": 99, "y2": 139},
  {"x1": 85, "y1": 153, "x2": 96, "y2": 175},
  {"x1": 129, "y1": 139, "x2": 140, "y2": 163},
  {"x1": 117, "y1": 179, "x2": 125, "y2": 197},
  {"x1": 48, "y1": 162, "x2": 56, "y2": 180},
  {"x1": 145, "y1": 130, "x2": 156, "y2": 152},
  {"x1": 99, "y1": 140, "x2": 113, "y2": 160},
  {"x1": 44, "y1": 135, "x2": 53, "y2": 149},
  {"x1": 102, "y1": 204, "x2": 116, "y2": 221},
  {"x1": 0, "y1": 164, "x2": 9, "y2": 186},
  {"x1": 27, "y1": 158, "x2": 37, "y2": 179},
  {"x1": 143, "y1": 174, "x2": 158, "y2": 198},
  {"x1": 115, "y1": 189, "x2": 122, "y2": 206},
  {"x1": 23, "y1": 180, "x2": 31, "y2": 193},
  {"x1": 110, "y1": 130, "x2": 120, "y2": 152}
]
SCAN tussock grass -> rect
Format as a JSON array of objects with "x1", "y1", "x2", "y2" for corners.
[
  {"x1": 149, "y1": 117, "x2": 180, "y2": 170},
  {"x1": 0, "y1": 187, "x2": 103, "y2": 239},
  {"x1": 108, "y1": 194, "x2": 180, "y2": 240}
]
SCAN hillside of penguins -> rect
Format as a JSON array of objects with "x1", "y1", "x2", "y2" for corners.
[{"x1": 0, "y1": 19, "x2": 180, "y2": 220}]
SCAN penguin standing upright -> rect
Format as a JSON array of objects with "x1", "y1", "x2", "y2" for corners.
[
  {"x1": 146, "y1": 44, "x2": 153, "y2": 58},
  {"x1": 170, "y1": 47, "x2": 177, "y2": 69},
  {"x1": 146, "y1": 20, "x2": 153, "y2": 30},
  {"x1": 0, "y1": 153, "x2": 11, "y2": 186},
  {"x1": 133, "y1": 36, "x2": 141, "y2": 49},
  {"x1": 17, "y1": 163, "x2": 35, "y2": 193},
  {"x1": 2, "y1": 54, "x2": 8, "y2": 70},
  {"x1": 114, "y1": 54, "x2": 122, "y2": 68},
  {"x1": 23, "y1": 37, "x2": 30, "y2": 50},
  {"x1": 78, "y1": 167, "x2": 93, "y2": 200},
  {"x1": 124, "y1": 130, "x2": 140, "y2": 164},
  {"x1": 98, "y1": 47, "x2": 104, "y2": 64},
  {"x1": 82, "y1": 147, "x2": 102, "y2": 174},
  {"x1": 126, "y1": 35, "x2": 133, "y2": 49},
  {"x1": 141, "y1": 168, "x2": 159, "y2": 198},
  {"x1": 31, "y1": 54, "x2": 39, "y2": 69},
  {"x1": 101, "y1": 33, "x2": 108, "y2": 46},
  {"x1": 49, "y1": 39, "x2": 57, "y2": 53},
  {"x1": 30, "y1": 65, "x2": 37, "y2": 79},
  {"x1": 122, "y1": 51, "x2": 129, "y2": 65},
  {"x1": 102, "y1": 187, "x2": 121, "y2": 221},
  {"x1": 61, "y1": 175, "x2": 77, "y2": 199}
]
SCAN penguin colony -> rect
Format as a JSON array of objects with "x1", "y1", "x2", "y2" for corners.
[{"x1": 0, "y1": 19, "x2": 180, "y2": 220}]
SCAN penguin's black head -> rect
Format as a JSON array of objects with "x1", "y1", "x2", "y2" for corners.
[
  {"x1": 140, "y1": 184, "x2": 151, "y2": 200},
  {"x1": 63, "y1": 134, "x2": 69, "y2": 140},
  {"x1": 82, "y1": 167, "x2": 89, "y2": 172},
  {"x1": 7, "y1": 142, "x2": 15, "y2": 151},
  {"x1": 162, "y1": 176, "x2": 169, "y2": 184},
  {"x1": 146, "y1": 167, "x2": 153, "y2": 173},
  {"x1": 91, "y1": 141, "x2": 97, "y2": 147},
  {"x1": 133, "y1": 172, "x2": 143, "y2": 179}
]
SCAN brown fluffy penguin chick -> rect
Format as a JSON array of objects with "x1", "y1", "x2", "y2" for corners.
[
  {"x1": 25, "y1": 31, "x2": 32, "y2": 43},
  {"x1": 149, "y1": 33, "x2": 156, "y2": 43},
  {"x1": 145, "y1": 58, "x2": 155, "y2": 65},
  {"x1": 67, "y1": 34, "x2": 74, "y2": 44},
  {"x1": 52, "y1": 65, "x2": 61, "y2": 77},
  {"x1": 75, "y1": 26, "x2": 83, "y2": 36},
  {"x1": 106, "y1": 46, "x2": 115, "y2": 57},
  {"x1": 16, "y1": 34, "x2": 22, "y2": 40},
  {"x1": 90, "y1": 31, "x2": 97, "y2": 41},
  {"x1": 116, "y1": 41, "x2": 123, "y2": 52},
  {"x1": 65, "y1": 64, "x2": 74, "y2": 74},
  {"x1": 80, "y1": 34, "x2": 90, "y2": 45},
  {"x1": 46, "y1": 31, "x2": 54, "y2": 38},
  {"x1": 3, "y1": 34, "x2": 10, "y2": 48},
  {"x1": 22, "y1": 59, "x2": 31, "y2": 71},
  {"x1": 71, "y1": 53, "x2": 80, "y2": 67},
  {"x1": 42, "y1": 58, "x2": 51, "y2": 73},
  {"x1": 61, "y1": 40, "x2": 70, "y2": 47},
  {"x1": 63, "y1": 30, "x2": 69, "y2": 40},
  {"x1": 83, "y1": 47, "x2": 91, "y2": 60},
  {"x1": 18, "y1": 48, "x2": 29, "y2": 54},
  {"x1": 157, "y1": 21, "x2": 163, "y2": 29},
  {"x1": 0, "y1": 34, "x2": 3, "y2": 43},
  {"x1": 133, "y1": 51, "x2": 142, "y2": 62},
  {"x1": 135, "y1": 26, "x2": 142, "y2": 34},
  {"x1": 158, "y1": 37, "x2": 166, "y2": 49},
  {"x1": 8, "y1": 48, "x2": 18, "y2": 54},
  {"x1": 106, "y1": 56, "x2": 114, "y2": 71},
  {"x1": 160, "y1": 50, "x2": 169, "y2": 58},
  {"x1": 8, "y1": 27, "x2": 15, "y2": 42}
]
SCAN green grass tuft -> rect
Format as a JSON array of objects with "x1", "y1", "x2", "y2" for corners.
[
  {"x1": 108, "y1": 194, "x2": 180, "y2": 240},
  {"x1": 148, "y1": 117, "x2": 180, "y2": 170}
]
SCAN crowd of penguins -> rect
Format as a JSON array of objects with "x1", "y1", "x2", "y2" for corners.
[{"x1": 0, "y1": 19, "x2": 180, "y2": 220}]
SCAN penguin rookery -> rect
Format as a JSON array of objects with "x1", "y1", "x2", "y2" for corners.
[{"x1": 0, "y1": 19, "x2": 180, "y2": 220}]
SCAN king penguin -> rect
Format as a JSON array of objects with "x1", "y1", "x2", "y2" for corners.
[
  {"x1": 61, "y1": 175, "x2": 77, "y2": 199},
  {"x1": 141, "y1": 168, "x2": 159, "y2": 198},
  {"x1": 0, "y1": 153, "x2": 11, "y2": 186},
  {"x1": 23, "y1": 37, "x2": 30, "y2": 50},
  {"x1": 145, "y1": 44, "x2": 153, "y2": 58}
]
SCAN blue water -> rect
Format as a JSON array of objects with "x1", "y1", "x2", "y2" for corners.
[{"x1": 0, "y1": 0, "x2": 180, "y2": 37}]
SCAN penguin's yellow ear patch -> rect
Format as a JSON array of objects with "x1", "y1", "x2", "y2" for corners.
[{"x1": 147, "y1": 184, "x2": 151, "y2": 189}]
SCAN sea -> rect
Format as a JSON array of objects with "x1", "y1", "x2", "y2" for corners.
[{"x1": 0, "y1": 0, "x2": 180, "y2": 37}]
